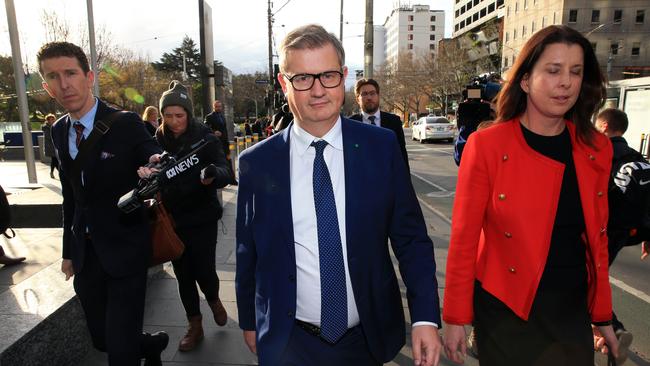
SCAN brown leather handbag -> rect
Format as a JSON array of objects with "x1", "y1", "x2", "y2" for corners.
[{"x1": 148, "y1": 195, "x2": 185, "y2": 266}]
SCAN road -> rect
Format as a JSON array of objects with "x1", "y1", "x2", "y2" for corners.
[{"x1": 403, "y1": 127, "x2": 650, "y2": 365}]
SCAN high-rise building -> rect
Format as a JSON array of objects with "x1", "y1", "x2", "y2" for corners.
[
  {"x1": 501, "y1": 0, "x2": 650, "y2": 80},
  {"x1": 381, "y1": 4, "x2": 445, "y2": 65},
  {"x1": 453, "y1": 0, "x2": 505, "y2": 37}
]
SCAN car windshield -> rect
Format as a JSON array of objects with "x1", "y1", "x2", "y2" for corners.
[{"x1": 426, "y1": 117, "x2": 450, "y2": 124}]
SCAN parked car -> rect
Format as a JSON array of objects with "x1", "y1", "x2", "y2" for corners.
[{"x1": 412, "y1": 116, "x2": 456, "y2": 143}]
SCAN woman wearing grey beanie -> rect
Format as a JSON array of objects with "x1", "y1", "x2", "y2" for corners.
[{"x1": 156, "y1": 80, "x2": 232, "y2": 351}]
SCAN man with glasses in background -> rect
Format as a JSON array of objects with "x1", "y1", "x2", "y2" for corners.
[
  {"x1": 349, "y1": 78, "x2": 409, "y2": 170},
  {"x1": 235, "y1": 24, "x2": 442, "y2": 366}
]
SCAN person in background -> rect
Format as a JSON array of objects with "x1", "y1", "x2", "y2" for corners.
[
  {"x1": 142, "y1": 106, "x2": 159, "y2": 136},
  {"x1": 205, "y1": 100, "x2": 237, "y2": 185},
  {"x1": 141, "y1": 80, "x2": 232, "y2": 352},
  {"x1": 443, "y1": 25, "x2": 619, "y2": 366},
  {"x1": 42, "y1": 113, "x2": 59, "y2": 178}
]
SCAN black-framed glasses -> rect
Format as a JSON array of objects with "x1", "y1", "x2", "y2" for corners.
[{"x1": 283, "y1": 71, "x2": 344, "y2": 91}]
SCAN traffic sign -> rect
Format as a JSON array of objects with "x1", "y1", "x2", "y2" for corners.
[{"x1": 255, "y1": 79, "x2": 269, "y2": 84}]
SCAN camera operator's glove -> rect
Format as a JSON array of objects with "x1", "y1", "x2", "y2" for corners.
[{"x1": 200, "y1": 164, "x2": 218, "y2": 180}]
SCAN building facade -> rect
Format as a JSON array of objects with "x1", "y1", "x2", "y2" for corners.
[
  {"x1": 453, "y1": 0, "x2": 505, "y2": 37},
  {"x1": 501, "y1": 0, "x2": 650, "y2": 80}
]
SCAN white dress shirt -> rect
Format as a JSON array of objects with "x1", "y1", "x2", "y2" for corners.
[
  {"x1": 290, "y1": 116, "x2": 360, "y2": 328},
  {"x1": 361, "y1": 110, "x2": 381, "y2": 127},
  {"x1": 68, "y1": 98, "x2": 99, "y2": 160}
]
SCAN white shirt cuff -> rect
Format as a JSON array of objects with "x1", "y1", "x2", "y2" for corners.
[{"x1": 412, "y1": 321, "x2": 439, "y2": 329}]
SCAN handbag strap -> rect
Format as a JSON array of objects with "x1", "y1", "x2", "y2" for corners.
[{"x1": 69, "y1": 111, "x2": 126, "y2": 196}]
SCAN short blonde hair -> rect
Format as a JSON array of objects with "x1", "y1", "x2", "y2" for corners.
[{"x1": 142, "y1": 106, "x2": 158, "y2": 122}]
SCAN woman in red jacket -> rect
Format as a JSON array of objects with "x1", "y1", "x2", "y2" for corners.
[{"x1": 443, "y1": 25, "x2": 619, "y2": 365}]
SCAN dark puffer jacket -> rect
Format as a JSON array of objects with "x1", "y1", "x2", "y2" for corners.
[{"x1": 155, "y1": 121, "x2": 230, "y2": 229}]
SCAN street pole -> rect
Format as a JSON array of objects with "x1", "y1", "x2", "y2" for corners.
[
  {"x1": 5, "y1": 0, "x2": 37, "y2": 183},
  {"x1": 340, "y1": 0, "x2": 344, "y2": 41},
  {"x1": 364, "y1": 0, "x2": 373, "y2": 78},
  {"x1": 86, "y1": 0, "x2": 100, "y2": 96},
  {"x1": 267, "y1": 0, "x2": 274, "y2": 116}
]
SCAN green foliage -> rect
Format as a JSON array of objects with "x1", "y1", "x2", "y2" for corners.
[{"x1": 151, "y1": 36, "x2": 202, "y2": 81}]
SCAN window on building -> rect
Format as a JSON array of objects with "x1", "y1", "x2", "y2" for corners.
[
  {"x1": 636, "y1": 10, "x2": 645, "y2": 24},
  {"x1": 632, "y1": 42, "x2": 641, "y2": 56},
  {"x1": 461, "y1": 5, "x2": 465, "y2": 14},
  {"x1": 569, "y1": 9, "x2": 578, "y2": 23},
  {"x1": 489, "y1": 3, "x2": 495, "y2": 12},
  {"x1": 497, "y1": 0, "x2": 504, "y2": 6},
  {"x1": 505, "y1": 32, "x2": 509, "y2": 42},
  {"x1": 504, "y1": 57, "x2": 509, "y2": 68},
  {"x1": 553, "y1": 12, "x2": 556, "y2": 24},
  {"x1": 408, "y1": 25, "x2": 414, "y2": 31},
  {"x1": 430, "y1": 44, "x2": 436, "y2": 50},
  {"x1": 467, "y1": 16, "x2": 472, "y2": 24},
  {"x1": 591, "y1": 42, "x2": 597, "y2": 52},
  {"x1": 408, "y1": 34, "x2": 414, "y2": 40},
  {"x1": 431, "y1": 15, "x2": 436, "y2": 21},
  {"x1": 456, "y1": 0, "x2": 460, "y2": 3},
  {"x1": 408, "y1": 15, "x2": 414, "y2": 21},
  {"x1": 514, "y1": 28, "x2": 517, "y2": 39},
  {"x1": 614, "y1": 9, "x2": 623, "y2": 23},
  {"x1": 542, "y1": 16, "x2": 546, "y2": 27},
  {"x1": 430, "y1": 34, "x2": 436, "y2": 40},
  {"x1": 515, "y1": 1, "x2": 518, "y2": 13},
  {"x1": 455, "y1": 23, "x2": 460, "y2": 31},
  {"x1": 524, "y1": 0, "x2": 527, "y2": 9},
  {"x1": 512, "y1": 55, "x2": 516, "y2": 65},
  {"x1": 611, "y1": 42, "x2": 619, "y2": 55},
  {"x1": 522, "y1": 25, "x2": 527, "y2": 37},
  {"x1": 408, "y1": 43, "x2": 414, "y2": 50},
  {"x1": 456, "y1": 9, "x2": 460, "y2": 17},
  {"x1": 481, "y1": 8, "x2": 487, "y2": 17},
  {"x1": 467, "y1": 1, "x2": 472, "y2": 10},
  {"x1": 532, "y1": 20, "x2": 536, "y2": 32},
  {"x1": 431, "y1": 25, "x2": 436, "y2": 31},
  {"x1": 473, "y1": 13, "x2": 479, "y2": 22},
  {"x1": 460, "y1": 20, "x2": 465, "y2": 27},
  {"x1": 507, "y1": 6, "x2": 510, "y2": 17},
  {"x1": 592, "y1": 10, "x2": 600, "y2": 23},
  {"x1": 474, "y1": 0, "x2": 479, "y2": 5}
]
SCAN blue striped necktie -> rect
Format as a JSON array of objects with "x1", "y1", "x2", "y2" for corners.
[{"x1": 310, "y1": 139, "x2": 347, "y2": 343}]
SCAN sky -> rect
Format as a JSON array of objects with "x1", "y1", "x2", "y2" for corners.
[{"x1": 1, "y1": 0, "x2": 454, "y2": 79}]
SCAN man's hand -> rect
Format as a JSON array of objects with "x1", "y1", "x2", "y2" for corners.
[
  {"x1": 642, "y1": 241, "x2": 649, "y2": 260},
  {"x1": 61, "y1": 259, "x2": 74, "y2": 281},
  {"x1": 593, "y1": 324, "x2": 619, "y2": 358},
  {"x1": 412, "y1": 325, "x2": 442, "y2": 366},
  {"x1": 214, "y1": 130, "x2": 223, "y2": 137},
  {"x1": 243, "y1": 330, "x2": 257, "y2": 354},
  {"x1": 443, "y1": 324, "x2": 467, "y2": 364},
  {"x1": 148, "y1": 153, "x2": 161, "y2": 164}
]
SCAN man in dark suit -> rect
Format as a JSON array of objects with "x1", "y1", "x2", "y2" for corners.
[
  {"x1": 348, "y1": 78, "x2": 409, "y2": 170},
  {"x1": 235, "y1": 24, "x2": 441, "y2": 366},
  {"x1": 205, "y1": 100, "x2": 237, "y2": 185},
  {"x1": 38, "y1": 41, "x2": 168, "y2": 366}
]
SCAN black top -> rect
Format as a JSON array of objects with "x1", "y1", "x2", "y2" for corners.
[{"x1": 520, "y1": 123, "x2": 587, "y2": 290}]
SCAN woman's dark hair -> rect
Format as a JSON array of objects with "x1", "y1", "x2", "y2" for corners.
[{"x1": 495, "y1": 25, "x2": 606, "y2": 147}]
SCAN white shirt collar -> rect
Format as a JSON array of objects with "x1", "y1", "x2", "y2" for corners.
[
  {"x1": 291, "y1": 116, "x2": 343, "y2": 156},
  {"x1": 361, "y1": 110, "x2": 380, "y2": 122}
]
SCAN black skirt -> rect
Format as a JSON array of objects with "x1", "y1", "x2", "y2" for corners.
[{"x1": 473, "y1": 280, "x2": 593, "y2": 366}]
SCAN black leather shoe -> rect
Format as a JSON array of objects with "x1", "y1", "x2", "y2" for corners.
[{"x1": 142, "y1": 331, "x2": 169, "y2": 366}]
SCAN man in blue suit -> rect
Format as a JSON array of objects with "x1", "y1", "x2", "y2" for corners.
[
  {"x1": 38, "y1": 42, "x2": 168, "y2": 366},
  {"x1": 235, "y1": 24, "x2": 441, "y2": 366}
]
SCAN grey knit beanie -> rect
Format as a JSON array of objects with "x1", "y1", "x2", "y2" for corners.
[{"x1": 159, "y1": 80, "x2": 193, "y2": 118}]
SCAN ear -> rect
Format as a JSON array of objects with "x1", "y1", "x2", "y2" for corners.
[
  {"x1": 520, "y1": 74, "x2": 530, "y2": 93},
  {"x1": 277, "y1": 72, "x2": 288, "y2": 93},
  {"x1": 87, "y1": 70, "x2": 95, "y2": 90}
]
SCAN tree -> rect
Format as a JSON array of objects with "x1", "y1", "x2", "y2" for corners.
[
  {"x1": 152, "y1": 36, "x2": 202, "y2": 81},
  {"x1": 232, "y1": 72, "x2": 268, "y2": 119}
]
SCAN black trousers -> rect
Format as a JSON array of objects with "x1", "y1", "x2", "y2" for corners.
[
  {"x1": 50, "y1": 156, "x2": 59, "y2": 173},
  {"x1": 279, "y1": 323, "x2": 380, "y2": 366},
  {"x1": 473, "y1": 281, "x2": 593, "y2": 366},
  {"x1": 73, "y1": 241, "x2": 147, "y2": 366},
  {"x1": 172, "y1": 223, "x2": 220, "y2": 317}
]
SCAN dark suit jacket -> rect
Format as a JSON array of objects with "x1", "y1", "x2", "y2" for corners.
[
  {"x1": 235, "y1": 117, "x2": 440, "y2": 365},
  {"x1": 51, "y1": 99, "x2": 161, "y2": 277},
  {"x1": 204, "y1": 111, "x2": 229, "y2": 156},
  {"x1": 349, "y1": 111, "x2": 409, "y2": 170}
]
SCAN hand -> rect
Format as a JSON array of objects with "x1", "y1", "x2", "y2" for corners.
[
  {"x1": 214, "y1": 131, "x2": 223, "y2": 137},
  {"x1": 642, "y1": 241, "x2": 649, "y2": 260},
  {"x1": 411, "y1": 325, "x2": 442, "y2": 366},
  {"x1": 443, "y1": 324, "x2": 467, "y2": 364},
  {"x1": 148, "y1": 154, "x2": 162, "y2": 164},
  {"x1": 137, "y1": 166, "x2": 159, "y2": 179},
  {"x1": 593, "y1": 324, "x2": 619, "y2": 358},
  {"x1": 61, "y1": 259, "x2": 74, "y2": 281},
  {"x1": 243, "y1": 330, "x2": 257, "y2": 354}
]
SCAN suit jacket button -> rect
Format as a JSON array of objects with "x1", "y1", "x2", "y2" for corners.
[
  {"x1": 504, "y1": 232, "x2": 512, "y2": 238},
  {"x1": 502, "y1": 154, "x2": 508, "y2": 161},
  {"x1": 287, "y1": 311, "x2": 294, "y2": 318},
  {"x1": 289, "y1": 275, "x2": 295, "y2": 282},
  {"x1": 589, "y1": 154, "x2": 596, "y2": 160},
  {"x1": 498, "y1": 193, "x2": 506, "y2": 200},
  {"x1": 597, "y1": 191, "x2": 603, "y2": 197},
  {"x1": 509, "y1": 267, "x2": 516, "y2": 273}
]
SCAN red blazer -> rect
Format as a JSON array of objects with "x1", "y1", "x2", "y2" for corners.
[{"x1": 443, "y1": 119, "x2": 613, "y2": 325}]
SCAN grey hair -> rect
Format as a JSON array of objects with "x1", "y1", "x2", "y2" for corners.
[{"x1": 278, "y1": 24, "x2": 345, "y2": 73}]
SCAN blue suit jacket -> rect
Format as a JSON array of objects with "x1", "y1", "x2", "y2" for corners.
[
  {"x1": 51, "y1": 99, "x2": 161, "y2": 277},
  {"x1": 235, "y1": 117, "x2": 440, "y2": 365}
]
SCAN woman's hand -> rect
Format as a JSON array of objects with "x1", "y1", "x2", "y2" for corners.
[{"x1": 443, "y1": 324, "x2": 467, "y2": 364}]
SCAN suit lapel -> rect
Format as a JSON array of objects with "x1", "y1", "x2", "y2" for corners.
[
  {"x1": 273, "y1": 126, "x2": 296, "y2": 262},
  {"x1": 341, "y1": 119, "x2": 364, "y2": 273}
]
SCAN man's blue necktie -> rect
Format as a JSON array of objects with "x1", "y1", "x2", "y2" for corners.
[{"x1": 311, "y1": 139, "x2": 347, "y2": 343}]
